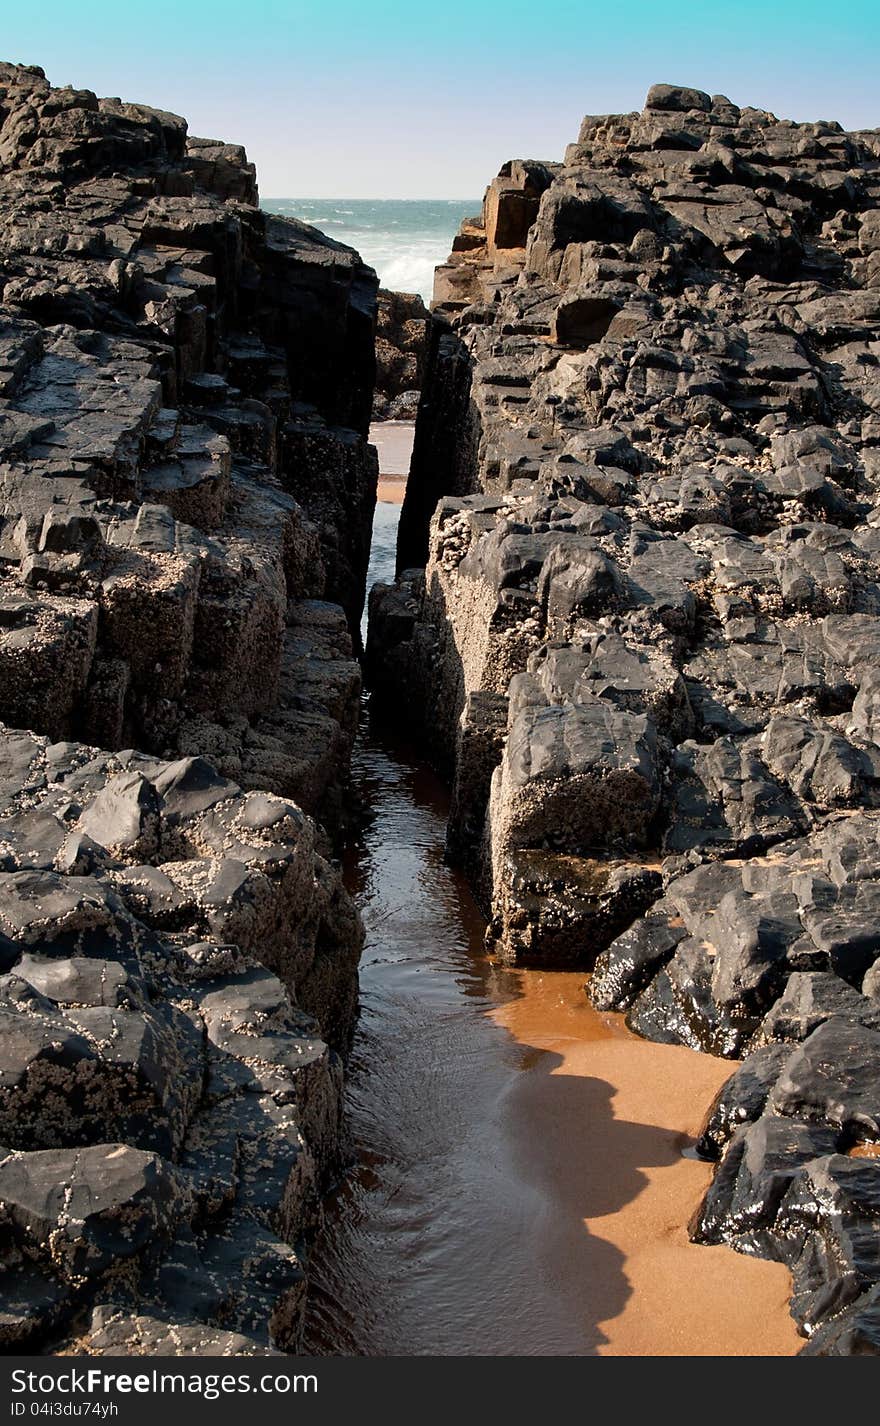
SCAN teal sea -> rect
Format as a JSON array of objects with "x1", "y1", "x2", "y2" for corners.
[{"x1": 261, "y1": 199, "x2": 480, "y2": 302}]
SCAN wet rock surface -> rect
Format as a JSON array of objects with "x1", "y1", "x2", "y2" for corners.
[
  {"x1": 368, "y1": 82, "x2": 880, "y2": 1350},
  {"x1": 0, "y1": 62, "x2": 374, "y2": 1353}
]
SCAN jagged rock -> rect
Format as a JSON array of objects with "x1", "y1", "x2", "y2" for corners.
[
  {"x1": 778, "y1": 1154, "x2": 880, "y2": 1333},
  {"x1": 0, "y1": 1144, "x2": 190, "y2": 1281},
  {"x1": 0, "y1": 719, "x2": 362, "y2": 1348},
  {"x1": 800, "y1": 1284, "x2": 880, "y2": 1355},
  {"x1": 83, "y1": 1307, "x2": 281, "y2": 1355},
  {"x1": 0, "y1": 59, "x2": 376, "y2": 806},
  {"x1": 664, "y1": 735, "x2": 806, "y2": 856},
  {"x1": 447, "y1": 689, "x2": 508, "y2": 885},
  {"x1": 594, "y1": 818, "x2": 880, "y2": 1047},
  {"x1": 496, "y1": 688, "x2": 660, "y2": 852},
  {"x1": 488, "y1": 849, "x2": 661, "y2": 967},
  {"x1": 0, "y1": 979, "x2": 202, "y2": 1155},
  {"x1": 76, "y1": 771, "x2": 162, "y2": 862},
  {"x1": 0, "y1": 60, "x2": 371, "y2": 1357},
  {"x1": 770, "y1": 1018, "x2": 880, "y2": 1138},
  {"x1": 372, "y1": 289, "x2": 428, "y2": 418},
  {"x1": 645, "y1": 84, "x2": 712, "y2": 113},
  {"x1": 691, "y1": 1115, "x2": 840, "y2": 1248},
  {"x1": 755, "y1": 971, "x2": 880, "y2": 1046},
  {"x1": 589, "y1": 904, "x2": 687, "y2": 1011},
  {"x1": 368, "y1": 77, "x2": 880, "y2": 1350},
  {"x1": 695, "y1": 1043, "x2": 795, "y2": 1159}
]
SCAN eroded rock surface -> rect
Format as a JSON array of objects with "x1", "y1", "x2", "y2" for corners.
[
  {"x1": 0, "y1": 61, "x2": 373, "y2": 1353},
  {"x1": 0, "y1": 733, "x2": 362, "y2": 1354},
  {"x1": 372, "y1": 288, "x2": 428, "y2": 421},
  {"x1": 367, "y1": 81, "x2": 880, "y2": 1351},
  {"x1": 0, "y1": 60, "x2": 378, "y2": 815}
]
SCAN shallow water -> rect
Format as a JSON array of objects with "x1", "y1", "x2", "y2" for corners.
[
  {"x1": 303, "y1": 724, "x2": 600, "y2": 1354},
  {"x1": 303, "y1": 496, "x2": 799, "y2": 1357}
]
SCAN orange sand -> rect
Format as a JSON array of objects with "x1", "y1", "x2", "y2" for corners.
[
  {"x1": 491, "y1": 969, "x2": 801, "y2": 1356},
  {"x1": 377, "y1": 474, "x2": 407, "y2": 503},
  {"x1": 370, "y1": 419, "x2": 414, "y2": 486}
]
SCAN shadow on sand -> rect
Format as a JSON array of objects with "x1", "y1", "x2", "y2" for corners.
[{"x1": 302, "y1": 711, "x2": 694, "y2": 1357}]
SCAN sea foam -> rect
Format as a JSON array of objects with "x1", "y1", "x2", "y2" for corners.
[{"x1": 262, "y1": 198, "x2": 479, "y2": 302}]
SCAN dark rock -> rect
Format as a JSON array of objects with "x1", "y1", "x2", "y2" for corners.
[
  {"x1": 76, "y1": 771, "x2": 161, "y2": 862},
  {"x1": 590, "y1": 906, "x2": 686, "y2": 1011},
  {"x1": 665, "y1": 736, "x2": 806, "y2": 857},
  {"x1": 0, "y1": 1144, "x2": 190, "y2": 1280},
  {"x1": 0, "y1": 59, "x2": 370, "y2": 1356},
  {"x1": 372, "y1": 289, "x2": 428, "y2": 416},
  {"x1": 340, "y1": 74, "x2": 880, "y2": 1352},
  {"x1": 777, "y1": 1154, "x2": 880, "y2": 1334},
  {"x1": 645, "y1": 84, "x2": 712, "y2": 114},
  {"x1": 83, "y1": 1307, "x2": 281, "y2": 1356},
  {"x1": 696, "y1": 1044, "x2": 795, "y2": 1159},
  {"x1": 770, "y1": 1018, "x2": 880, "y2": 1139},
  {"x1": 691, "y1": 1115, "x2": 840, "y2": 1249},
  {"x1": 799, "y1": 1281, "x2": 880, "y2": 1355},
  {"x1": 756, "y1": 971, "x2": 880, "y2": 1046}
]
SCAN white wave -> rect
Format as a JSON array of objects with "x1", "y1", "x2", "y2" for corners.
[
  {"x1": 262, "y1": 199, "x2": 479, "y2": 302},
  {"x1": 380, "y1": 251, "x2": 440, "y2": 301}
]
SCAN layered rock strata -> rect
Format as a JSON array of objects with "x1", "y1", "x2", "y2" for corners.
[
  {"x1": 0, "y1": 61, "x2": 378, "y2": 806},
  {"x1": 368, "y1": 82, "x2": 880, "y2": 1352},
  {"x1": 0, "y1": 62, "x2": 374, "y2": 1353}
]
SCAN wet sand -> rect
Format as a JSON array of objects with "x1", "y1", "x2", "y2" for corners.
[
  {"x1": 493, "y1": 972, "x2": 799, "y2": 1356},
  {"x1": 377, "y1": 475, "x2": 407, "y2": 503},
  {"x1": 370, "y1": 420, "x2": 414, "y2": 503},
  {"x1": 303, "y1": 718, "x2": 799, "y2": 1357},
  {"x1": 305, "y1": 478, "x2": 799, "y2": 1357}
]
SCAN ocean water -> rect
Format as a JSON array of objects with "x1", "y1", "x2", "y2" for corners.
[{"x1": 261, "y1": 199, "x2": 480, "y2": 302}]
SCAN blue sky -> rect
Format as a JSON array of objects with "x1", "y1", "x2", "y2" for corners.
[{"x1": 3, "y1": 0, "x2": 878, "y2": 197}]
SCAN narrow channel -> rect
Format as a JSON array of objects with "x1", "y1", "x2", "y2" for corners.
[{"x1": 302, "y1": 428, "x2": 800, "y2": 1358}]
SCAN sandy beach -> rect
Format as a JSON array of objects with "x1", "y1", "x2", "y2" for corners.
[
  {"x1": 304, "y1": 724, "x2": 799, "y2": 1358},
  {"x1": 492, "y1": 970, "x2": 799, "y2": 1356},
  {"x1": 371, "y1": 421, "x2": 414, "y2": 502}
]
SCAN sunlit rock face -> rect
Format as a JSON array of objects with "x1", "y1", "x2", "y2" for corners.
[
  {"x1": 367, "y1": 82, "x2": 880, "y2": 1353},
  {"x1": 0, "y1": 59, "x2": 377, "y2": 1353}
]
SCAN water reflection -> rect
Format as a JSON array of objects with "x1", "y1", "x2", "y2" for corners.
[
  {"x1": 302, "y1": 482, "x2": 798, "y2": 1358},
  {"x1": 304, "y1": 710, "x2": 622, "y2": 1355}
]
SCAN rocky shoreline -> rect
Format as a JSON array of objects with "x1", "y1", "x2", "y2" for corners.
[
  {"x1": 0, "y1": 61, "x2": 377, "y2": 1354},
  {"x1": 4, "y1": 55, "x2": 880, "y2": 1358},
  {"x1": 369, "y1": 83, "x2": 880, "y2": 1353}
]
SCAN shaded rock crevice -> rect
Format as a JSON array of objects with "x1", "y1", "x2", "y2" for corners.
[{"x1": 372, "y1": 287, "x2": 428, "y2": 423}]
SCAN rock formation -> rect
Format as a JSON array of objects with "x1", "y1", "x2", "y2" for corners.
[
  {"x1": 372, "y1": 288, "x2": 428, "y2": 421},
  {"x1": 0, "y1": 61, "x2": 376, "y2": 1353},
  {"x1": 368, "y1": 82, "x2": 880, "y2": 1352}
]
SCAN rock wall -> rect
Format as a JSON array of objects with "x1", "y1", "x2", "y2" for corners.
[
  {"x1": 0, "y1": 61, "x2": 379, "y2": 802},
  {"x1": 0, "y1": 62, "x2": 376, "y2": 1354},
  {"x1": 368, "y1": 82, "x2": 880, "y2": 1352},
  {"x1": 372, "y1": 288, "x2": 428, "y2": 422}
]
